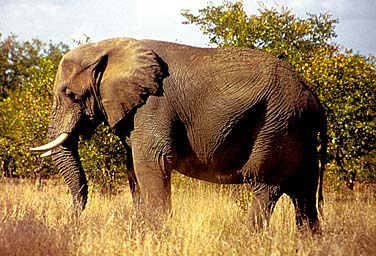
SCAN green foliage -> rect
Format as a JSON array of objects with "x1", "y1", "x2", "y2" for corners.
[
  {"x1": 181, "y1": 1, "x2": 338, "y2": 59},
  {"x1": 79, "y1": 125, "x2": 128, "y2": 193},
  {"x1": 0, "y1": 57, "x2": 56, "y2": 178},
  {"x1": 0, "y1": 33, "x2": 68, "y2": 99},
  {"x1": 295, "y1": 48, "x2": 376, "y2": 188},
  {"x1": 0, "y1": 35, "x2": 69, "y2": 178},
  {"x1": 183, "y1": 1, "x2": 376, "y2": 188}
]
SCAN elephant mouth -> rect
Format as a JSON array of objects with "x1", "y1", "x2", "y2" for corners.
[{"x1": 30, "y1": 133, "x2": 71, "y2": 157}]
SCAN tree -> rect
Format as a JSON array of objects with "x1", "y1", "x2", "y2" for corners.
[
  {"x1": 0, "y1": 34, "x2": 69, "y2": 178},
  {"x1": 0, "y1": 33, "x2": 68, "y2": 99},
  {"x1": 296, "y1": 48, "x2": 376, "y2": 188},
  {"x1": 181, "y1": 1, "x2": 338, "y2": 60},
  {"x1": 182, "y1": 1, "x2": 376, "y2": 188},
  {"x1": 0, "y1": 57, "x2": 56, "y2": 178}
]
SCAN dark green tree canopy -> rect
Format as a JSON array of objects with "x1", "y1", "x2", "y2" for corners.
[
  {"x1": 182, "y1": 1, "x2": 338, "y2": 59},
  {"x1": 0, "y1": 33, "x2": 69, "y2": 99}
]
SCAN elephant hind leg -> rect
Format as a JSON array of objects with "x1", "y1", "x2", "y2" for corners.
[
  {"x1": 248, "y1": 184, "x2": 283, "y2": 231},
  {"x1": 289, "y1": 193, "x2": 320, "y2": 232},
  {"x1": 287, "y1": 154, "x2": 320, "y2": 232}
]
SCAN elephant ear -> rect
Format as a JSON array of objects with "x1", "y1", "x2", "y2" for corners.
[{"x1": 80, "y1": 38, "x2": 168, "y2": 128}]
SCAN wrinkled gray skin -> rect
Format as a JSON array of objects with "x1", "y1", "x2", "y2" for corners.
[{"x1": 35, "y1": 38, "x2": 327, "y2": 231}]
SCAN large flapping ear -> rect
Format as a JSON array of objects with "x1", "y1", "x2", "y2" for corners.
[{"x1": 72, "y1": 38, "x2": 169, "y2": 128}]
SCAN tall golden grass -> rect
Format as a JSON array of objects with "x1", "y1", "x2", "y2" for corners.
[{"x1": 0, "y1": 174, "x2": 375, "y2": 256}]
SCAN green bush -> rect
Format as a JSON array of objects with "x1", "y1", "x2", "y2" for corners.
[
  {"x1": 295, "y1": 48, "x2": 376, "y2": 188},
  {"x1": 0, "y1": 57, "x2": 55, "y2": 178}
]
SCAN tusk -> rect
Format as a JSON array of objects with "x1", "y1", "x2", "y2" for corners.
[
  {"x1": 30, "y1": 133, "x2": 70, "y2": 152},
  {"x1": 40, "y1": 150, "x2": 52, "y2": 157}
]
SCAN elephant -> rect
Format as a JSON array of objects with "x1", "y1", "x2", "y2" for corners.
[{"x1": 31, "y1": 38, "x2": 327, "y2": 232}]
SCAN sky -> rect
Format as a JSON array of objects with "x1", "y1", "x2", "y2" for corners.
[{"x1": 0, "y1": 0, "x2": 375, "y2": 55}]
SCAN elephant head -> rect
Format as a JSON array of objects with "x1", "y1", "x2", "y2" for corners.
[{"x1": 31, "y1": 38, "x2": 168, "y2": 213}]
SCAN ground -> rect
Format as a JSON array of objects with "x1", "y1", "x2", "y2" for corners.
[{"x1": 0, "y1": 174, "x2": 375, "y2": 255}]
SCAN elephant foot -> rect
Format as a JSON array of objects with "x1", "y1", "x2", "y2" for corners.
[
  {"x1": 131, "y1": 205, "x2": 171, "y2": 232},
  {"x1": 295, "y1": 214, "x2": 321, "y2": 235}
]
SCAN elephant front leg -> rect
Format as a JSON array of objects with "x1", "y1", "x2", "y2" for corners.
[
  {"x1": 130, "y1": 110, "x2": 176, "y2": 223},
  {"x1": 136, "y1": 166, "x2": 172, "y2": 216},
  {"x1": 123, "y1": 143, "x2": 142, "y2": 212},
  {"x1": 127, "y1": 165, "x2": 142, "y2": 212},
  {"x1": 132, "y1": 150, "x2": 173, "y2": 222},
  {"x1": 248, "y1": 184, "x2": 282, "y2": 231}
]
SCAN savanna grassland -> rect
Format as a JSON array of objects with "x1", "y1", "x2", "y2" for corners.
[{"x1": 0, "y1": 174, "x2": 375, "y2": 256}]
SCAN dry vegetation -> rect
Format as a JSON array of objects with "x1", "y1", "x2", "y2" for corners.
[{"x1": 0, "y1": 174, "x2": 375, "y2": 256}]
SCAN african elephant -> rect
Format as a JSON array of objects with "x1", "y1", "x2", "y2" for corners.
[{"x1": 31, "y1": 38, "x2": 327, "y2": 231}]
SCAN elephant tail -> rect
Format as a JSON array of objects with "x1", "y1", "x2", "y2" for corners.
[{"x1": 318, "y1": 106, "x2": 327, "y2": 218}]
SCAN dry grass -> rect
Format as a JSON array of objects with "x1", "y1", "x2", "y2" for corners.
[{"x1": 0, "y1": 175, "x2": 375, "y2": 256}]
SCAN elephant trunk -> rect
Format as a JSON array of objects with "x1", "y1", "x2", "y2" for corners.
[
  {"x1": 52, "y1": 146, "x2": 88, "y2": 214},
  {"x1": 46, "y1": 108, "x2": 88, "y2": 214},
  {"x1": 30, "y1": 100, "x2": 89, "y2": 214}
]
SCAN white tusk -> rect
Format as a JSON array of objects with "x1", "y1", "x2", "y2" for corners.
[
  {"x1": 30, "y1": 133, "x2": 70, "y2": 152},
  {"x1": 40, "y1": 150, "x2": 52, "y2": 158}
]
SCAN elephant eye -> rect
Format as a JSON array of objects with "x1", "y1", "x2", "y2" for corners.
[
  {"x1": 65, "y1": 88, "x2": 73, "y2": 97},
  {"x1": 65, "y1": 88, "x2": 81, "y2": 102}
]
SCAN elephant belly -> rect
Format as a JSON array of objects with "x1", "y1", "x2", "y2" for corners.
[
  {"x1": 173, "y1": 130, "x2": 252, "y2": 184},
  {"x1": 174, "y1": 154, "x2": 244, "y2": 184},
  {"x1": 171, "y1": 106, "x2": 268, "y2": 184}
]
